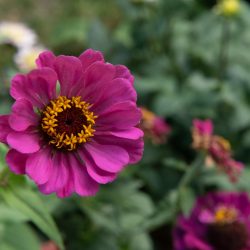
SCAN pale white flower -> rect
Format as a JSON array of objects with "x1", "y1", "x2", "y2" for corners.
[
  {"x1": 0, "y1": 21, "x2": 37, "y2": 49},
  {"x1": 14, "y1": 46, "x2": 45, "y2": 72}
]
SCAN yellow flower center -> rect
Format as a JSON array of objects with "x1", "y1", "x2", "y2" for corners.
[
  {"x1": 214, "y1": 206, "x2": 238, "y2": 224},
  {"x1": 41, "y1": 96, "x2": 97, "y2": 151}
]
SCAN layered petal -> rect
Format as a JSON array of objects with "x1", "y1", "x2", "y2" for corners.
[
  {"x1": 96, "y1": 101, "x2": 141, "y2": 130},
  {"x1": 95, "y1": 127, "x2": 143, "y2": 140},
  {"x1": 10, "y1": 68, "x2": 57, "y2": 108},
  {"x1": 91, "y1": 78, "x2": 137, "y2": 114},
  {"x1": 57, "y1": 154, "x2": 99, "y2": 197},
  {"x1": 94, "y1": 135, "x2": 144, "y2": 164},
  {"x1": 79, "y1": 49, "x2": 104, "y2": 72},
  {"x1": 38, "y1": 153, "x2": 68, "y2": 195},
  {"x1": 53, "y1": 55, "x2": 83, "y2": 96},
  {"x1": 78, "y1": 62, "x2": 115, "y2": 103},
  {"x1": 184, "y1": 234, "x2": 212, "y2": 250},
  {"x1": 26, "y1": 148, "x2": 53, "y2": 185},
  {"x1": 6, "y1": 149, "x2": 27, "y2": 174},
  {"x1": 0, "y1": 115, "x2": 12, "y2": 143},
  {"x1": 78, "y1": 149, "x2": 117, "y2": 184},
  {"x1": 9, "y1": 99, "x2": 38, "y2": 131},
  {"x1": 7, "y1": 131, "x2": 40, "y2": 154},
  {"x1": 85, "y1": 141, "x2": 129, "y2": 173},
  {"x1": 114, "y1": 65, "x2": 134, "y2": 84},
  {"x1": 36, "y1": 50, "x2": 56, "y2": 68}
]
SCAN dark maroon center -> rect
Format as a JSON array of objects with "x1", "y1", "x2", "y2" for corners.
[
  {"x1": 56, "y1": 107, "x2": 87, "y2": 135},
  {"x1": 207, "y1": 221, "x2": 248, "y2": 250}
]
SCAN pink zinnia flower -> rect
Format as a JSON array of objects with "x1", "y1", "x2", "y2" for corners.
[
  {"x1": 0, "y1": 49, "x2": 144, "y2": 197},
  {"x1": 173, "y1": 192, "x2": 250, "y2": 250},
  {"x1": 140, "y1": 107, "x2": 171, "y2": 144}
]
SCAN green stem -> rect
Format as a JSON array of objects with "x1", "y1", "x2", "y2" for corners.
[
  {"x1": 175, "y1": 152, "x2": 206, "y2": 212},
  {"x1": 140, "y1": 153, "x2": 206, "y2": 232},
  {"x1": 178, "y1": 152, "x2": 206, "y2": 189}
]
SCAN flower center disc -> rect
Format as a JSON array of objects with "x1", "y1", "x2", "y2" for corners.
[
  {"x1": 207, "y1": 221, "x2": 248, "y2": 250},
  {"x1": 41, "y1": 96, "x2": 97, "y2": 151}
]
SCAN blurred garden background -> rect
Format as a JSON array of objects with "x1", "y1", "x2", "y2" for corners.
[{"x1": 1, "y1": 0, "x2": 250, "y2": 249}]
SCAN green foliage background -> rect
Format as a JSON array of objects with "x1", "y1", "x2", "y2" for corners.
[{"x1": 0, "y1": 0, "x2": 250, "y2": 249}]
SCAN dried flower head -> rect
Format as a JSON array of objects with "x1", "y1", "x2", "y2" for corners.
[
  {"x1": 192, "y1": 119, "x2": 244, "y2": 182},
  {"x1": 140, "y1": 107, "x2": 171, "y2": 144}
]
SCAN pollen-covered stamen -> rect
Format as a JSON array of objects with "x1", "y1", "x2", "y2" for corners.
[
  {"x1": 41, "y1": 96, "x2": 97, "y2": 151},
  {"x1": 214, "y1": 206, "x2": 238, "y2": 224}
]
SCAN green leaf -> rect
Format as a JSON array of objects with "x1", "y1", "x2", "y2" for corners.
[
  {"x1": 0, "y1": 144, "x2": 8, "y2": 170},
  {"x1": 0, "y1": 187, "x2": 64, "y2": 250},
  {"x1": 140, "y1": 190, "x2": 178, "y2": 231},
  {"x1": 0, "y1": 204, "x2": 28, "y2": 223},
  {"x1": 78, "y1": 181, "x2": 155, "y2": 234},
  {"x1": 129, "y1": 233, "x2": 153, "y2": 250},
  {"x1": 1, "y1": 223, "x2": 40, "y2": 250},
  {"x1": 179, "y1": 187, "x2": 195, "y2": 216}
]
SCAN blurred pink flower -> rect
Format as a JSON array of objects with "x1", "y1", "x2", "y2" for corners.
[
  {"x1": 140, "y1": 107, "x2": 171, "y2": 144},
  {"x1": 174, "y1": 192, "x2": 250, "y2": 250},
  {"x1": 0, "y1": 49, "x2": 144, "y2": 197}
]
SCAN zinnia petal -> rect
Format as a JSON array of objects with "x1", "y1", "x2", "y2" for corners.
[
  {"x1": 58, "y1": 155, "x2": 99, "y2": 197},
  {"x1": 78, "y1": 149, "x2": 117, "y2": 184},
  {"x1": 53, "y1": 55, "x2": 83, "y2": 96},
  {"x1": 36, "y1": 50, "x2": 56, "y2": 68},
  {"x1": 11, "y1": 68, "x2": 57, "y2": 107},
  {"x1": 96, "y1": 101, "x2": 141, "y2": 130},
  {"x1": 91, "y1": 78, "x2": 137, "y2": 114},
  {"x1": 0, "y1": 115, "x2": 12, "y2": 143},
  {"x1": 94, "y1": 135, "x2": 144, "y2": 164},
  {"x1": 95, "y1": 127, "x2": 143, "y2": 140},
  {"x1": 114, "y1": 65, "x2": 134, "y2": 84},
  {"x1": 38, "y1": 153, "x2": 68, "y2": 195},
  {"x1": 9, "y1": 99, "x2": 38, "y2": 131},
  {"x1": 7, "y1": 131, "x2": 40, "y2": 154},
  {"x1": 6, "y1": 149, "x2": 27, "y2": 174},
  {"x1": 81, "y1": 61, "x2": 115, "y2": 93},
  {"x1": 85, "y1": 141, "x2": 130, "y2": 173},
  {"x1": 26, "y1": 148, "x2": 53, "y2": 185},
  {"x1": 79, "y1": 49, "x2": 104, "y2": 72}
]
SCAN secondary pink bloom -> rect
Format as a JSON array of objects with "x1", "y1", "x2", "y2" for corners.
[
  {"x1": 0, "y1": 49, "x2": 144, "y2": 197},
  {"x1": 140, "y1": 107, "x2": 171, "y2": 144},
  {"x1": 174, "y1": 192, "x2": 250, "y2": 250}
]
